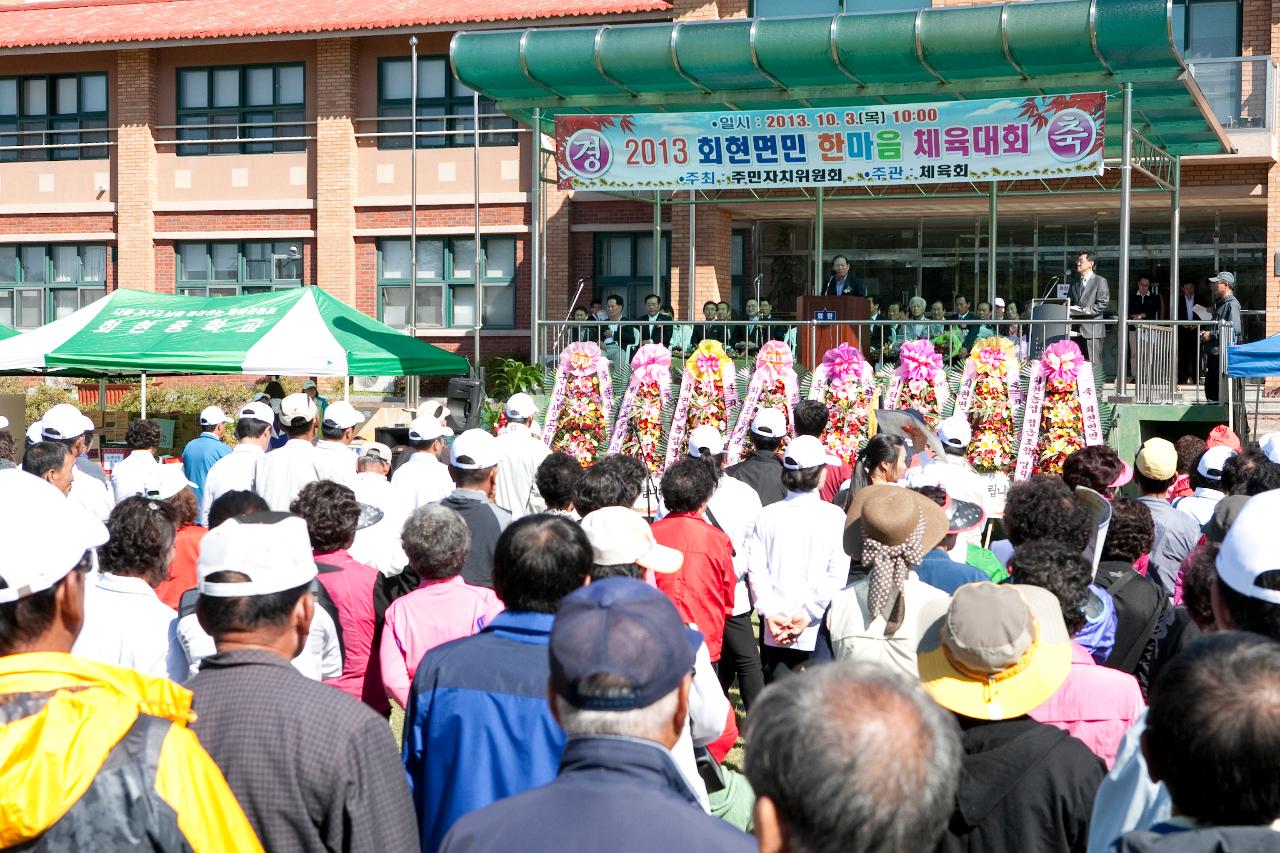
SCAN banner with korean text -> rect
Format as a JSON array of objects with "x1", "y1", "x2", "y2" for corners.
[{"x1": 555, "y1": 93, "x2": 1105, "y2": 191}]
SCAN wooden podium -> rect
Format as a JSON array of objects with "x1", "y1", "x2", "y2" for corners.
[{"x1": 796, "y1": 295, "x2": 870, "y2": 363}]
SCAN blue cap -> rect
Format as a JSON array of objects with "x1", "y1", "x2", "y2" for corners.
[{"x1": 550, "y1": 577, "x2": 701, "y2": 711}]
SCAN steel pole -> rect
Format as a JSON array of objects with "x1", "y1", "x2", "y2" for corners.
[
  {"x1": 688, "y1": 189, "x2": 697, "y2": 319},
  {"x1": 407, "y1": 36, "x2": 419, "y2": 409},
  {"x1": 814, "y1": 187, "x2": 824, "y2": 295},
  {"x1": 987, "y1": 181, "x2": 998, "y2": 308},
  {"x1": 529, "y1": 107, "x2": 542, "y2": 364},
  {"x1": 472, "y1": 91, "x2": 482, "y2": 375},
  {"x1": 140, "y1": 372, "x2": 147, "y2": 419},
  {"x1": 652, "y1": 191, "x2": 662, "y2": 304},
  {"x1": 1115, "y1": 82, "x2": 1134, "y2": 399},
  {"x1": 1170, "y1": 157, "x2": 1181, "y2": 389}
]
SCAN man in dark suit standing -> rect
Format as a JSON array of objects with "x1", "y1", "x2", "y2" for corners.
[
  {"x1": 637, "y1": 293, "x2": 673, "y2": 348},
  {"x1": 822, "y1": 255, "x2": 866, "y2": 297},
  {"x1": 1069, "y1": 251, "x2": 1110, "y2": 366},
  {"x1": 1127, "y1": 275, "x2": 1165, "y2": 377},
  {"x1": 1174, "y1": 281, "x2": 1206, "y2": 383}
]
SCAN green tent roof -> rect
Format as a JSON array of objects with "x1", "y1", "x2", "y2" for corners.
[{"x1": 451, "y1": 0, "x2": 1229, "y2": 156}]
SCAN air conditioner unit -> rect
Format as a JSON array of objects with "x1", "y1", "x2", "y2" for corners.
[{"x1": 354, "y1": 375, "x2": 397, "y2": 393}]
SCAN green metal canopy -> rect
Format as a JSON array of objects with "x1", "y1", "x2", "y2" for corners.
[{"x1": 450, "y1": 0, "x2": 1230, "y2": 156}]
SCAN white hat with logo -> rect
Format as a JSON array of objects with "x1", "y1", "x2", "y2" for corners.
[
  {"x1": 0, "y1": 469, "x2": 108, "y2": 604},
  {"x1": 198, "y1": 513, "x2": 319, "y2": 598}
]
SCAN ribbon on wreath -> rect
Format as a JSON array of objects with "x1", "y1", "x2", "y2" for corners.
[
  {"x1": 607, "y1": 344, "x2": 672, "y2": 455},
  {"x1": 664, "y1": 340, "x2": 739, "y2": 469},
  {"x1": 726, "y1": 341, "x2": 801, "y2": 466},
  {"x1": 1012, "y1": 341, "x2": 1103, "y2": 480},
  {"x1": 542, "y1": 341, "x2": 614, "y2": 450},
  {"x1": 883, "y1": 339, "x2": 949, "y2": 419}
]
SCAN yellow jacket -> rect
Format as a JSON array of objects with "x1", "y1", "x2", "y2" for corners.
[{"x1": 0, "y1": 651, "x2": 263, "y2": 852}]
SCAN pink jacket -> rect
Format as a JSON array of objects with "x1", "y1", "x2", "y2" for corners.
[
  {"x1": 379, "y1": 575, "x2": 504, "y2": 708},
  {"x1": 1029, "y1": 642, "x2": 1145, "y2": 768}
]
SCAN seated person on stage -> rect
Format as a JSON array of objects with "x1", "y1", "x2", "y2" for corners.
[
  {"x1": 715, "y1": 301, "x2": 741, "y2": 349},
  {"x1": 570, "y1": 306, "x2": 600, "y2": 343}
]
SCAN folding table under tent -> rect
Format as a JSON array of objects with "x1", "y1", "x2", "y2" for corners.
[{"x1": 0, "y1": 287, "x2": 470, "y2": 413}]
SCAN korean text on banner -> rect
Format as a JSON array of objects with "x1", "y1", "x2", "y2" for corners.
[{"x1": 555, "y1": 93, "x2": 1106, "y2": 191}]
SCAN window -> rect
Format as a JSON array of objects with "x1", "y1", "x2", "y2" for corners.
[
  {"x1": 593, "y1": 232, "x2": 671, "y2": 314},
  {"x1": 376, "y1": 57, "x2": 517, "y2": 149},
  {"x1": 752, "y1": 0, "x2": 927, "y2": 13},
  {"x1": 0, "y1": 244, "x2": 107, "y2": 328},
  {"x1": 378, "y1": 236, "x2": 517, "y2": 329},
  {"x1": 1172, "y1": 0, "x2": 1241, "y2": 58},
  {"x1": 177, "y1": 64, "x2": 305, "y2": 155},
  {"x1": 176, "y1": 241, "x2": 303, "y2": 295},
  {"x1": 0, "y1": 73, "x2": 108, "y2": 162}
]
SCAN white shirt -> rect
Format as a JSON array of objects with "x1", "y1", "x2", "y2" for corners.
[
  {"x1": 313, "y1": 439, "x2": 358, "y2": 487},
  {"x1": 257, "y1": 438, "x2": 322, "y2": 512},
  {"x1": 492, "y1": 423, "x2": 550, "y2": 519},
  {"x1": 350, "y1": 471, "x2": 414, "y2": 576},
  {"x1": 675, "y1": 636, "x2": 731, "y2": 813},
  {"x1": 72, "y1": 572, "x2": 186, "y2": 680},
  {"x1": 70, "y1": 466, "x2": 113, "y2": 522},
  {"x1": 110, "y1": 449, "x2": 159, "y2": 504},
  {"x1": 199, "y1": 443, "x2": 265, "y2": 526},
  {"x1": 392, "y1": 451, "x2": 455, "y2": 509},
  {"x1": 174, "y1": 597, "x2": 342, "y2": 682},
  {"x1": 707, "y1": 475, "x2": 763, "y2": 615},
  {"x1": 1174, "y1": 486, "x2": 1223, "y2": 526},
  {"x1": 824, "y1": 572, "x2": 950, "y2": 680},
  {"x1": 746, "y1": 489, "x2": 849, "y2": 651}
]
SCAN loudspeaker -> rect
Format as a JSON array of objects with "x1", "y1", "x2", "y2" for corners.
[{"x1": 446, "y1": 377, "x2": 485, "y2": 432}]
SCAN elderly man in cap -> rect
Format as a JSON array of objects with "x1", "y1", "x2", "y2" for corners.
[
  {"x1": 726, "y1": 407, "x2": 788, "y2": 506},
  {"x1": 1202, "y1": 271, "x2": 1242, "y2": 403},
  {"x1": 198, "y1": 401, "x2": 273, "y2": 526},
  {"x1": 109, "y1": 417, "x2": 162, "y2": 504},
  {"x1": 683, "y1": 424, "x2": 764, "y2": 709},
  {"x1": 438, "y1": 577, "x2": 755, "y2": 853},
  {"x1": 312, "y1": 400, "x2": 366, "y2": 487},
  {"x1": 0, "y1": 469, "x2": 263, "y2": 850},
  {"x1": 745, "y1": 660, "x2": 962, "y2": 853},
  {"x1": 1132, "y1": 438, "x2": 1201, "y2": 597},
  {"x1": 350, "y1": 441, "x2": 413, "y2": 575},
  {"x1": 746, "y1": 434, "x2": 849, "y2": 680},
  {"x1": 818, "y1": 484, "x2": 952, "y2": 679},
  {"x1": 1174, "y1": 445, "x2": 1235, "y2": 525},
  {"x1": 40, "y1": 402, "x2": 112, "y2": 521},
  {"x1": 440, "y1": 429, "x2": 511, "y2": 589},
  {"x1": 256, "y1": 392, "x2": 321, "y2": 512},
  {"x1": 392, "y1": 411, "x2": 455, "y2": 509},
  {"x1": 182, "y1": 405, "x2": 233, "y2": 504},
  {"x1": 493, "y1": 392, "x2": 550, "y2": 518},
  {"x1": 403, "y1": 515, "x2": 594, "y2": 852},
  {"x1": 905, "y1": 414, "x2": 993, "y2": 512},
  {"x1": 186, "y1": 512, "x2": 417, "y2": 851},
  {"x1": 918, "y1": 582, "x2": 1106, "y2": 852}
]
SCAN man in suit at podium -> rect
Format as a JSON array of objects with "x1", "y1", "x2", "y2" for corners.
[
  {"x1": 1069, "y1": 251, "x2": 1109, "y2": 366},
  {"x1": 822, "y1": 255, "x2": 866, "y2": 297}
]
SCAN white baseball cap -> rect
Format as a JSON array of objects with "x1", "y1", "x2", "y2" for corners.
[
  {"x1": 199, "y1": 406, "x2": 233, "y2": 427},
  {"x1": 751, "y1": 407, "x2": 787, "y2": 438},
  {"x1": 25, "y1": 421, "x2": 43, "y2": 445},
  {"x1": 994, "y1": 297, "x2": 1006, "y2": 308},
  {"x1": 279, "y1": 393, "x2": 317, "y2": 426},
  {"x1": 1217, "y1": 490, "x2": 1280, "y2": 605},
  {"x1": 198, "y1": 513, "x2": 318, "y2": 598},
  {"x1": 1197, "y1": 445, "x2": 1236, "y2": 481},
  {"x1": 405, "y1": 400, "x2": 449, "y2": 420},
  {"x1": 688, "y1": 425, "x2": 725, "y2": 458},
  {"x1": 144, "y1": 464, "x2": 196, "y2": 501},
  {"x1": 40, "y1": 403, "x2": 94, "y2": 441},
  {"x1": 358, "y1": 442, "x2": 393, "y2": 464},
  {"x1": 409, "y1": 415, "x2": 453, "y2": 442},
  {"x1": 322, "y1": 401, "x2": 366, "y2": 431},
  {"x1": 938, "y1": 415, "x2": 973, "y2": 450},
  {"x1": 505, "y1": 393, "x2": 538, "y2": 420},
  {"x1": 1261, "y1": 433, "x2": 1280, "y2": 465},
  {"x1": 580, "y1": 506, "x2": 683, "y2": 574},
  {"x1": 237, "y1": 401, "x2": 275, "y2": 424},
  {"x1": 251, "y1": 391, "x2": 271, "y2": 403},
  {"x1": 782, "y1": 435, "x2": 837, "y2": 471},
  {"x1": 450, "y1": 428, "x2": 499, "y2": 470},
  {"x1": 0, "y1": 416, "x2": 8, "y2": 431},
  {"x1": 0, "y1": 469, "x2": 108, "y2": 604}
]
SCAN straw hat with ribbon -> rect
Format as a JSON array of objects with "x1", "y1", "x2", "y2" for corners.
[
  {"x1": 917, "y1": 582, "x2": 1072, "y2": 721},
  {"x1": 844, "y1": 484, "x2": 949, "y2": 635}
]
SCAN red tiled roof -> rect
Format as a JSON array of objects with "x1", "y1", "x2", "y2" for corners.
[{"x1": 0, "y1": 0, "x2": 672, "y2": 49}]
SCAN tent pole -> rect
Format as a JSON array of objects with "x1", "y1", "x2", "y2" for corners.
[
  {"x1": 344, "y1": 376, "x2": 350, "y2": 402},
  {"x1": 473, "y1": 91, "x2": 483, "y2": 377},
  {"x1": 140, "y1": 372, "x2": 147, "y2": 419},
  {"x1": 1170, "y1": 158, "x2": 1181, "y2": 392},
  {"x1": 814, "y1": 187, "x2": 824, "y2": 296},
  {"x1": 530, "y1": 107, "x2": 542, "y2": 365},
  {"x1": 687, "y1": 189, "x2": 696, "y2": 321},
  {"x1": 407, "y1": 35, "x2": 420, "y2": 410},
  {"x1": 98, "y1": 377, "x2": 106, "y2": 412},
  {"x1": 1115, "y1": 82, "x2": 1134, "y2": 400},
  {"x1": 987, "y1": 181, "x2": 998, "y2": 309}
]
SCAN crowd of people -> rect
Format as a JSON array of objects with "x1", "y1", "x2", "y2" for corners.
[{"x1": 0, "y1": 385, "x2": 1278, "y2": 853}]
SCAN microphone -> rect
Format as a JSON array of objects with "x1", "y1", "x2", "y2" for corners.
[{"x1": 1040, "y1": 275, "x2": 1061, "y2": 301}]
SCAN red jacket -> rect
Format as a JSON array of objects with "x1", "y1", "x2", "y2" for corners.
[{"x1": 651, "y1": 513, "x2": 736, "y2": 661}]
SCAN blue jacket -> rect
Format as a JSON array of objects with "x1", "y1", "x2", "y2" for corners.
[
  {"x1": 181, "y1": 432, "x2": 230, "y2": 503},
  {"x1": 402, "y1": 611, "x2": 564, "y2": 853},
  {"x1": 917, "y1": 549, "x2": 989, "y2": 595},
  {"x1": 439, "y1": 736, "x2": 756, "y2": 853}
]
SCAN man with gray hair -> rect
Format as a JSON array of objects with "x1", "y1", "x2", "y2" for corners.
[
  {"x1": 745, "y1": 660, "x2": 962, "y2": 853},
  {"x1": 438, "y1": 577, "x2": 754, "y2": 852},
  {"x1": 378, "y1": 504, "x2": 502, "y2": 709}
]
